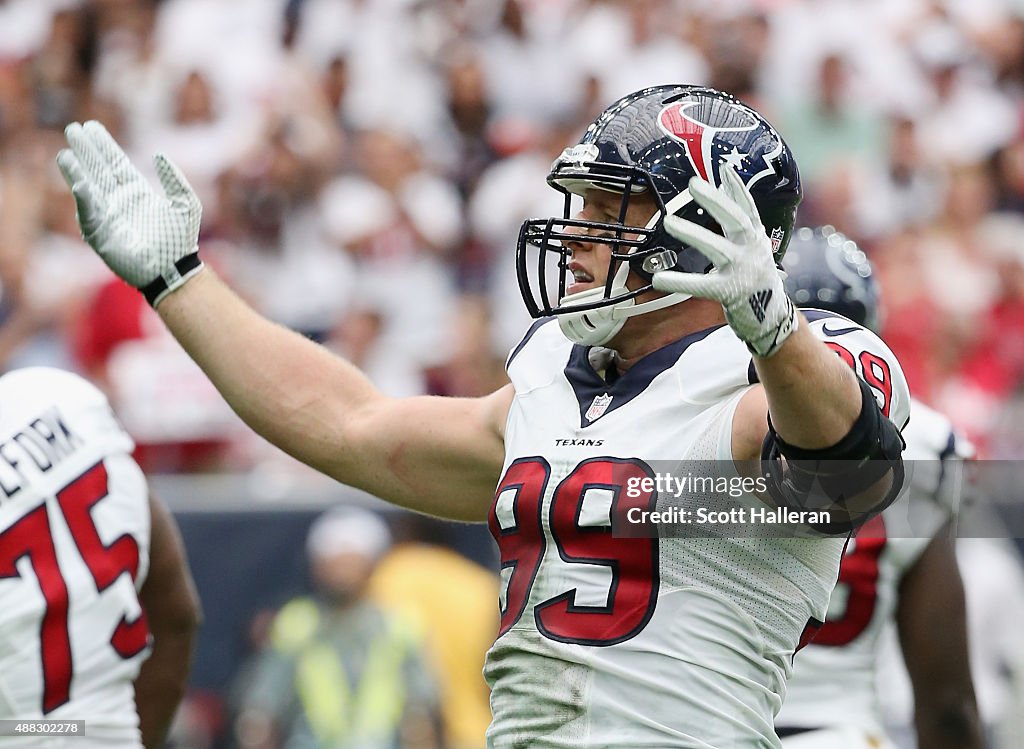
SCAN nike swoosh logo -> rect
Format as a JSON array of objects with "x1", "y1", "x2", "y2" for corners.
[{"x1": 821, "y1": 322, "x2": 860, "y2": 337}]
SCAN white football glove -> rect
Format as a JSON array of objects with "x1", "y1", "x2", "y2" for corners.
[
  {"x1": 652, "y1": 167, "x2": 797, "y2": 357},
  {"x1": 56, "y1": 121, "x2": 203, "y2": 308}
]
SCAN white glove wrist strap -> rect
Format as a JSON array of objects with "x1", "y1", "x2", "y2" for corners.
[
  {"x1": 735, "y1": 295, "x2": 798, "y2": 357},
  {"x1": 143, "y1": 250, "x2": 203, "y2": 307}
]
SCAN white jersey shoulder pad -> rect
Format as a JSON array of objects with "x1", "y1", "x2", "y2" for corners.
[
  {"x1": 0, "y1": 367, "x2": 134, "y2": 456},
  {"x1": 506, "y1": 318, "x2": 573, "y2": 393},
  {"x1": 799, "y1": 309, "x2": 912, "y2": 432},
  {"x1": 904, "y1": 397, "x2": 974, "y2": 461}
]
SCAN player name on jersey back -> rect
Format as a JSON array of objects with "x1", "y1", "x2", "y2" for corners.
[
  {"x1": 0, "y1": 368, "x2": 148, "y2": 747},
  {"x1": 0, "y1": 407, "x2": 81, "y2": 502}
]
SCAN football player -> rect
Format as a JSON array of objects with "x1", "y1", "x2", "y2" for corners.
[
  {"x1": 775, "y1": 227, "x2": 983, "y2": 749},
  {"x1": 57, "y1": 85, "x2": 908, "y2": 748},
  {"x1": 0, "y1": 367, "x2": 201, "y2": 748}
]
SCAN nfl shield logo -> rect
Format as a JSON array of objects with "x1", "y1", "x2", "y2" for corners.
[{"x1": 585, "y1": 393, "x2": 614, "y2": 422}]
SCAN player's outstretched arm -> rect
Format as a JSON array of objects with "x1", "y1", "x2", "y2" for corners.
[
  {"x1": 134, "y1": 492, "x2": 202, "y2": 749},
  {"x1": 157, "y1": 270, "x2": 509, "y2": 519},
  {"x1": 57, "y1": 121, "x2": 508, "y2": 521},
  {"x1": 897, "y1": 526, "x2": 984, "y2": 749}
]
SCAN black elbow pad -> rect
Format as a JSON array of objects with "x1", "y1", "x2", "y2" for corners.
[{"x1": 761, "y1": 378, "x2": 906, "y2": 534}]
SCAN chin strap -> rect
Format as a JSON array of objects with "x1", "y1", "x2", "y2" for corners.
[
  {"x1": 556, "y1": 194, "x2": 697, "y2": 345},
  {"x1": 612, "y1": 288, "x2": 689, "y2": 320},
  {"x1": 557, "y1": 260, "x2": 691, "y2": 345}
]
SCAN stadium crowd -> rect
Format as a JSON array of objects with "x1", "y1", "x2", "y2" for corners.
[
  {"x1": 4, "y1": 1, "x2": 1024, "y2": 747},
  {"x1": 3, "y1": 0, "x2": 1024, "y2": 467}
]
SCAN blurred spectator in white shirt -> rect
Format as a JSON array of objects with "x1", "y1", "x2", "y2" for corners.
[
  {"x1": 482, "y1": 0, "x2": 587, "y2": 128},
  {"x1": 215, "y1": 119, "x2": 353, "y2": 339},
  {"x1": 911, "y1": 20, "x2": 1018, "y2": 167},
  {"x1": 321, "y1": 128, "x2": 462, "y2": 394},
  {"x1": 467, "y1": 120, "x2": 577, "y2": 356},
  {"x1": 568, "y1": 0, "x2": 707, "y2": 106}
]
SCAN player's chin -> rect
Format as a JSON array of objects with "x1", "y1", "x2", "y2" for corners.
[{"x1": 564, "y1": 281, "x2": 604, "y2": 297}]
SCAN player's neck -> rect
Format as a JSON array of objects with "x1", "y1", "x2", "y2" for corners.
[{"x1": 609, "y1": 299, "x2": 726, "y2": 374}]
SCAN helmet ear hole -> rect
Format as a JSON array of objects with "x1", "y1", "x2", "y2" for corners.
[{"x1": 633, "y1": 249, "x2": 678, "y2": 279}]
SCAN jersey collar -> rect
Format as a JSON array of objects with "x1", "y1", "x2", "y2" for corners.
[{"x1": 564, "y1": 324, "x2": 725, "y2": 428}]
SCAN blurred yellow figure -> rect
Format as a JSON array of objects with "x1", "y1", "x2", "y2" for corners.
[
  {"x1": 235, "y1": 508, "x2": 442, "y2": 749},
  {"x1": 370, "y1": 519, "x2": 498, "y2": 749}
]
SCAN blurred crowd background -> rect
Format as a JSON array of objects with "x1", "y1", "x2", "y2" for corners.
[
  {"x1": 5, "y1": 0, "x2": 1024, "y2": 748},
  {"x1": 5, "y1": 0, "x2": 1024, "y2": 467}
]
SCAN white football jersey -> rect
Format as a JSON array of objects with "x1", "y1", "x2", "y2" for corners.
[
  {"x1": 486, "y1": 310, "x2": 910, "y2": 749},
  {"x1": 777, "y1": 397, "x2": 968, "y2": 738},
  {"x1": 0, "y1": 368, "x2": 151, "y2": 748}
]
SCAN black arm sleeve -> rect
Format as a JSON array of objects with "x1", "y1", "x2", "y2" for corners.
[{"x1": 761, "y1": 377, "x2": 906, "y2": 534}]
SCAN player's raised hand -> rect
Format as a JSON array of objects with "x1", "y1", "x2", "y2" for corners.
[
  {"x1": 56, "y1": 121, "x2": 203, "y2": 307},
  {"x1": 651, "y1": 167, "x2": 797, "y2": 357}
]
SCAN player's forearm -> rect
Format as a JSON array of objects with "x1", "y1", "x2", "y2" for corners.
[
  {"x1": 156, "y1": 268, "x2": 380, "y2": 471},
  {"x1": 914, "y1": 697, "x2": 984, "y2": 749},
  {"x1": 901, "y1": 534, "x2": 984, "y2": 749},
  {"x1": 751, "y1": 315, "x2": 863, "y2": 448},
  {"x1": 134, "y1": 626, "x2": 197, "y2": 748}
]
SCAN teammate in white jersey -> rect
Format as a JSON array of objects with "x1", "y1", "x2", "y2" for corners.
[
  {"x1": 775, "y1": 227, "x2": 983, "y2": 748},
  {"x1": 56, "y1": 85, "x2": 909, "y2": 748},
  {"x1": 0, "y1": 367, "x2": 201, "y2": 748}
]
